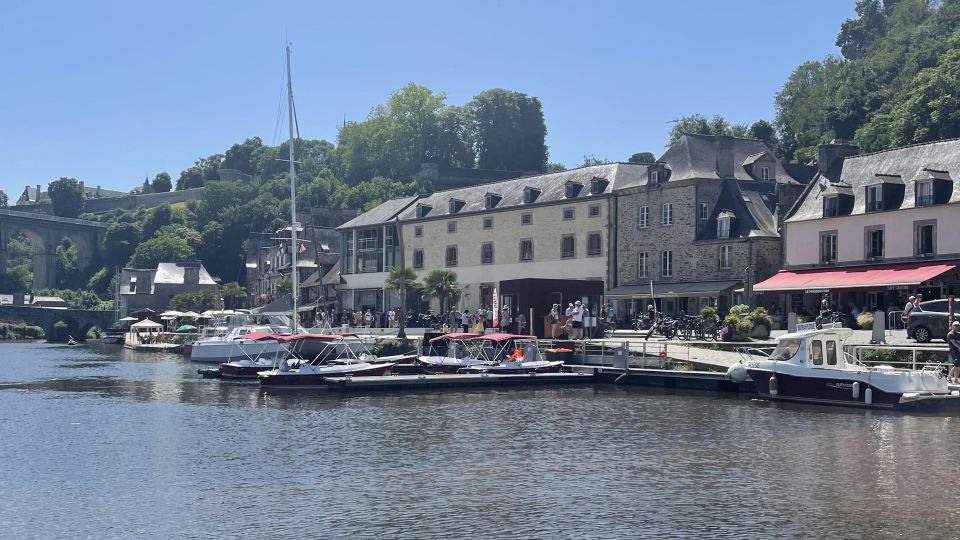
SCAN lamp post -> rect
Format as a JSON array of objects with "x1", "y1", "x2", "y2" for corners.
[
  {"x1": 394, "y1": 217, "x2": 407, "y2": 339},
  {"x1": 744, "y1": 266, "x2": 752, "y2": 308}
]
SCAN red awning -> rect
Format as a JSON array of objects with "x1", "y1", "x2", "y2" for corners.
[{"x1": 754, "y1": 261, "x2": 957, "y2": 292}]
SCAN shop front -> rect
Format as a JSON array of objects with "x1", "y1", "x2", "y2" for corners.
[
  {"x1": 606, "y1": 280, "x2": 741, "y2": 322},
  {"x1": 754, "y1": 260, "x2": 960, "y2": 321},
  {"x1": 499, "y1": 278, "x2": 604, "y2": 337}
]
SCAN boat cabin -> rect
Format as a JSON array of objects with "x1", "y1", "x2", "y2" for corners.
[
  {"x1": 426, "y1": 332, "x2": 480, "y2": 356},
  {"x1": 467, "y1": 333, "x2": 538, "y2": 362},
  {"x1": 768, "y1": 325, "x2": 854, "y2": 370}
]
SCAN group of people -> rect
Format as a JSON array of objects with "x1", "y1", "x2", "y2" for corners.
[{"x1": 547, "y1": 301, "x2": 587, "y2": 339}]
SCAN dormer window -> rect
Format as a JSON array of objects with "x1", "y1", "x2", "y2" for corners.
[
  {"x1": 915, "y1": 181, "x2": 934, "y2": 207},
  {"x1": 760, "y1": 166, "x2": 770, "y2": 180},
  {"x1": 866, "y1": 185, "x2": 883, "y2": 212},
  {"x1": 523, "y1": 187, "x2": 541, "y2": 204},
  {"x1": 448, "y1": 199, "x2": 465, "y2": 214},
  {"x1": 590, "y1": 177, "x2": 609, "y2": 195},
  {"x1": 484, "y1": 193, "x2": 501, "y2": 209},
  {"x1": 650, "y1": 170, "x2": 659, "y2": 184},
  {"x1": 564, "y1": 181, "x2": 583, "y2": 199},
  {"x1": 717, "y1": 210, "x2": 734, "y2": 239},
  {"x1": 824, "y1": 196, "x2": 839, "y2": 217},
  {"x1": 416, "y1": 204, "x2": 432, "y2": 218}
]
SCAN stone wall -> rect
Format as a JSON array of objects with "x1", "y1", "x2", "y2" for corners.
[{"x1": 12, "y1": 188, "x2": 205, "y2": 215}]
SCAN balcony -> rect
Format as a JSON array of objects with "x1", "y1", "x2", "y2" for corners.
[
  {"x1": 915, "y1": 194, "x2": 935, "y2": 207},
  {"x1": 865, "y1": 201, "x2": 884, "y2": 212}
]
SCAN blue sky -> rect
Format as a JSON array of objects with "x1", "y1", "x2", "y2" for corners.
[{"x1": 0, "y1": 0, "x2": 855, "y2": 199}]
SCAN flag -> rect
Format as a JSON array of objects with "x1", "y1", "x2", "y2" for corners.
[
  {"x1": 492, "y1": 287, "x2": 499, "y2": 328},
  {"x1": 298, "y1": 243, "x2": 307, "y2": 254}
]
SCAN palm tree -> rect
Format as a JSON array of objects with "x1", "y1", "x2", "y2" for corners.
[
  {"x1": 384, "y1": 265, "x2": 417, "y2": 292},
  {"x1": 421, "y1": 269, "x2": 462, "y2": 314}
]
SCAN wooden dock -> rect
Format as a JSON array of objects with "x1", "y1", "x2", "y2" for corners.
[
  {"x1": 324, "y1": 372, "x2": 595, "y2": 392},
  {"x1": 575, "y1": 365, "x2": 756, "y2": 394}
]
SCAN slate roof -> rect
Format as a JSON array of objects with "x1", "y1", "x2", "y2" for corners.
[
  {"x1": 699, "y1": 178, "x2": 780, "y2": 240},
  {"x1": 154, "y1": 262, "x2": 216, "y2": 285},
  {"x1": 658, "y1": 134, "x2": 800, "y2": 184},
  {"x1": 394, "y1": 163, "x2": 646, "y2": 221},
  {"x1": 787, "y1": 138, "x2": 960, "y2": 222},
  {"x1": 338, "y1": 196, "x2": 418, "y2": 229}
]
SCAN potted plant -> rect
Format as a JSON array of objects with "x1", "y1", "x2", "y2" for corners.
[{"x1": 748, "y1": 307, "x2": 772, "y2": 339}]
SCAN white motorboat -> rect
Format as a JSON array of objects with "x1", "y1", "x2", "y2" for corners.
[
  {"x1": 416, "y1": 332, "x2": 492, "y2": 373},
  {"x1": 456, "y1": 333, "x2": 564, "y2": 374},
  {"x1": 731, "y1": 322, "x2": 958, "y2": 410},
  {"x1": 187, "y1": 325, "x2": 289, "y2": 364}
]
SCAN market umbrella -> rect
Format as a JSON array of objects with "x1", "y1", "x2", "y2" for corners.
[
  {"x1": 181, "y1": 311, "x2": 201, "y2": 318},
  {"x1": 160, "y1": 310, "x2": 184, "y2": 317},
  {"x1": 175, "y1": 324, "x2": 198, "y2": 333}
]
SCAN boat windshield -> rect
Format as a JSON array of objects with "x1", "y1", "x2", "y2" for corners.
[{"x1": 771, "y1": 339, "x2": 801, "y2": 361}]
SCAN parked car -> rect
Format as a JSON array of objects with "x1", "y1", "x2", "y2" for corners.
[{"x1": 905, "y1": 298, "x2": 960, "y2": 343}]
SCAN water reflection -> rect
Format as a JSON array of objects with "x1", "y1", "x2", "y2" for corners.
[{"x1": 0, "y1": 342, "x2": 959, "y2": 538}]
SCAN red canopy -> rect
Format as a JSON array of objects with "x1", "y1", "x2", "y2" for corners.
[
  {"x1": 429, "y1": 332, "x2": 480, "y2": 343},
  {"x1": 754, "y1": 261, "x2": 957, "y2": 292},
  {"x1": 470, "y1": 333, "x2": 537, "y2": 343}
]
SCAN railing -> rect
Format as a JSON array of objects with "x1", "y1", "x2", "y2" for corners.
[
  {"x1": 915, "y1": 194, "x2": 935, "y2": 207},
  {"x1": 887, "y1": 311, "x2": 906, "y2": 330},
  {"x1": 846, "y1": 344, "x2": 950, "y2": 370}
]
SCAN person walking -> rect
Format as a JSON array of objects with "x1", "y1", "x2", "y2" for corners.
[
  {"x1": 461, "y1": 309, "x2": 471, "y2": 333},
  {"x1": 948, "y1": 321, "x2": 960, "y2": 384},
  {"x1": 517, "y1": 311, "x2": 527, "y2": 335},
  {"x1": 387, "y1": 308, "x2": 396, "y2": 328},
  {"x1": 548, "y1": 304, "x2": 560, "y2": 339},
  {"x1": 571, "y1": 300, "x2": 584, "y2": 339}
]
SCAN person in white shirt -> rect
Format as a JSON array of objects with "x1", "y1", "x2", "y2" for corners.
[
  {"x1": 387, "y1": 308, "x2": 396, "y2": 328},
  {"x1": 571, "y1": 301, "x2": 584, "y2": 339}
]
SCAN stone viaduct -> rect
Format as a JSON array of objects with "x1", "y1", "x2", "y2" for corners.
[
  {"x1": 0, "y1": 209, "x2": 107, "y2": 290},
  {"x1": 0, "y1": 305, "x2": 114, "y2": 341}
]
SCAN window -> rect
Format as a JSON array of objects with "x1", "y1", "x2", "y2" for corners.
[
  {"x1": 341, "y1": 231, "x2": 354, "y2": 274},
  {"x1": 650, "y1": 170, "x2": 659, "y2": 184},
  {"x1": 823, "y1": 196, "x2": 839, "y2": 217},
  {"x1": 866, "y1": 185, "x2": 883, "y2": 212},
  {"x1": 661, "y1": 203, "x2": 673, "y2": 226},
  {"x1": 561, "y1": 235, "x2": 576, "y2": 258},
  {"x1": 866, "y1": 226, "x2": 884, "y2": 259},
  {"x1": 483, "y1": 217, "x2": 493, "y2": 229},
  {"x1": 129, "y1": 276, "x2": 137, "y2": 294},
  {"x1": 412, "y1": 249, "x2": 424, "y2": 269},
  {"x1": 587, "y1": 232, "x2": 602, "y2": 256},
  {"x1": 448, "y1": 199, "x2": 464, "y2": 214},
  {"x1": 481, "y1": 242, "x2": 494, "y2": 264},
  {"x1": 826, "y1": 341, "x2": 837, "y2": 366},
  {"x1": 661, "y1": 250, "x2": 673, "y2": 277},
  {"x1": 565, "y1": 182, "x2": 582, "y2": 199},
  {"x1": 916, "y1": 181, "x2": 934, "y2": 207},
  {"x1": 820, "y1": 232, "x2": 838, "y2": 263},
  {"x1": 588, "y1": 205, "x2": 600, "y2": 217},
  {"x1": 719, "y1": 246, "x2": 731, "y2": 269},
  {"x1": 811, "y1": 340, "x2": 823, "y2": 366},
  {"x1": 521, "y1": 212, "x2": 532, "y2": 225},
  {"x1": 416, "y1": 204, "x2": 432, "y2": 218},
  {"x1": 638, "y1": 252, "x2": 649, "y2": 278},
  {"x1": 519, "y1": 239, "x2": 534, "y2": 261},
  {"x1": 447, "y1": 221, "x2": 457, "y2": 233},
  {"x1": 915, "y1": 221, "x2": 936, "y2": 256},
  {"x1": 523, "y1": 187, "x2": 541, "y2": 204},
  {"x1": 638, "y1": 206, "x2": 649, "y2": 228},
  {"x1": 445, "y1": 246, "x2": 458, "y2": 267},
  {"x1": 699, "y1": 203, "x2": 708, "y2": 220},
  {"x1": 717, "y1": 217, "x2": 730, "y2": 239},
  {"x1": 563, "y1": 208, "x2": 575, "y2": 220},
  {"x1": 590, "y1": 178, "x2": 608, "y2": 194},
  {"x1": 414, "y1": 226, "x2": 423, "y2": 238},
  {"x1": 485, "y1": 193, "x2": 501, "y2": 209},
  {"x1": 760, "y1": 166, "x2": 770, "y2": 181}
]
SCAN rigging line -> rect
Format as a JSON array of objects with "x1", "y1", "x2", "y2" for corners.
[{"x1": 272, "y1": 49, "x2": 289, "y2": 146}]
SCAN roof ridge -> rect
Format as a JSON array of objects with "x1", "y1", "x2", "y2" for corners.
[
  {"x1": 846, "y1": 136, "x2": 960, "y2": 160},
  {"x1": 414, "y1": 162, "x2": 631, "y2": 198}
]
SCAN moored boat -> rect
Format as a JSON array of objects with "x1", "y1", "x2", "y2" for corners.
[
  {"x1": 732, "y1": 323, "x2": 958, "y2": 410},
  {"x1": 417, "y1": 332, "x2": 488, "y2": 373},
  {"x1": 456, "y1": 333, "x2": 565, "y2": 374}
]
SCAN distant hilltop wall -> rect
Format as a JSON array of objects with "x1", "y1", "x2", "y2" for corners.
[{"x1": 11, "y1": 188, "x2": 206, "y2": 215}]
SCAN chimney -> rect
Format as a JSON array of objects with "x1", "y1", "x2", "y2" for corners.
[
  {"x1": 181, "y1": 262, "x2": 201, "y2": 285},
  {"x1": 817, "y1": 139, "x2": 860, "y2": 177},
  {"x1": 715, "y1": 136, "x2": 735, "y2": 179},
  {"x1": 36, "y1": 184, "x2": 41, "y2": 201}
]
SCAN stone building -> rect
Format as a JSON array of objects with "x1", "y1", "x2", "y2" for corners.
[
  {"x1": 609, "y1": 134, "x2": 806, "y2": 318},
  {"x1": 755, "y1": 138, "x2": 960, "y2": 316},
  {"x1": 119, "y1": 261, "x2": 219, "y2": 317},
  {"x1": 336, "y1": 163, "x2": 647, "y2": 334}
]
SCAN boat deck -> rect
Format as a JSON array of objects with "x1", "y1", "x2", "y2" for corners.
[
  {"x1": 324, "y1": 372, "x2": 594, "y2": 392},
  {"x1": 124, "y1": 343, "x2": 181, "y2": 352}
]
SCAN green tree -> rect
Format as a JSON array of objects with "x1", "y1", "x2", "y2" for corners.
[
  {"x1": 47, "y1": 177, "x2": 85, "y2": 218},
  {"x1": 103, "y1": 222, "x2": 141, "y2": 268},
  {"x1": 579, "y1": 155, "x2": 608, "y2": 167},
  {"x1": 169, "y1": 289, "x2": 218, "y2": 312},
  {"x1": 2, "y1": 233, "x2": 33, "y2": 292},
  {"x1": 151, "y1": 172, "x2": 172, "y2": 193},
  {"x1": 0, "y1": 189, "x2": 7, "y2": 208},
  {"x1": 546, "y1": 162, "x2": 567, "y2": 172},
  {"x1": 55, "y1": 237, "x2": 79, "y2": 288},
  {"x1": 668, "y1": 114, "x2": 740, "y2": 143},
  {"x1": 384, "y1": 265, "x2": 417, "y2": 292},
  {"x1": 628, "y1": 152, "x2": 656, "y2": 163},
  {"x1": 421, "y1": 269, "x2": 462, "y2": 314},
  {"x1": 469, "y1": 88, "x2": 548, "y2": 172},
  {"x1": 748, "y1": 120, "x2": 778, "y2": 149},
  {"x1": 142, "y1": 203, "x2": 173, "y2": 239},
  {"x1": 222, "y1": 137, "x2": 264, "y2": 176},
  {"x1": 276, "y1": 275, "x2": 292, "y2": 295},
  {"x1": 128, "y1": 234, "x2": 195, "y2": 269},
  {"x1": 221, "y1": 281, "x2": 247, "y2": 309}
]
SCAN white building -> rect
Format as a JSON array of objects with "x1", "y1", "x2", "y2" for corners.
[{"x1": 756, "y1": 139, "x2": 960, "y2": 315}]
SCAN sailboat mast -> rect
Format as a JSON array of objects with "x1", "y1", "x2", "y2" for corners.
[{"x1": 286, "y1": 45, "x2": 299, "y2": 330}]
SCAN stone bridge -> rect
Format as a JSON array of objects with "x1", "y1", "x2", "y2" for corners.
[
  {"x1": 0, "y1": 209, "x2": 106, "y2": 290},
  {"x1": 0, "y1": 305, "x2": 114, "y2": 342}
]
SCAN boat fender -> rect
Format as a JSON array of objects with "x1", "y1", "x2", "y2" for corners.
[
  {"x1": 727, "y1": 363, "x2": 748, "y2": 383},
  {"x1": 865, "y1": 387, "x2": 873, "y2": 406},
  {"x1": 614, "y1": 372, "x2": 630, "y2": 384},
  {"x1": 769, "y1": 374, "x2": 778, "y2": 396},
  {"x1": 852, "y1": 381, "x2": 860, "y2": 400}
]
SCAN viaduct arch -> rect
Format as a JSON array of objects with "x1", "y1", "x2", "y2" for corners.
[{"x1": 0, "y1": 209, "x2": 107, "y2": 290}]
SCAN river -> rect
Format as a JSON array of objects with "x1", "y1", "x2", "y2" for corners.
[{"x1": 0, "y1": 342, "x2": 958, "y2": 539}]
